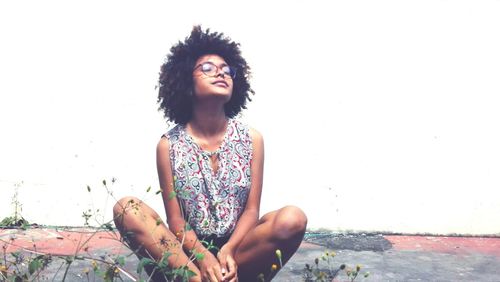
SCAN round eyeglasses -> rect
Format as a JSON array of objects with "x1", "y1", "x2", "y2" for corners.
[{"x1": 194, "y1": 62, "x2": 237, "y2": 79}]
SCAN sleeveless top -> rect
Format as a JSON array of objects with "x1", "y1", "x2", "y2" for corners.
[{"x1": 164, "y1": 119, "x2": 253, "y2": 237}]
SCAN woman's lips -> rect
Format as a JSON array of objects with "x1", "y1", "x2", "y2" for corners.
[{"x1": 212, "y1": 80, "x2": 228, "y2": 87}]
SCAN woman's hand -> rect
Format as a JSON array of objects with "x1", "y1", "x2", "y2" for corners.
[
  {"x1": 198, "y1": 251, "x2": 224, "y2": 282},
  {"x1": 217, "y1": 245, "x2": 238, "y2": 282}
]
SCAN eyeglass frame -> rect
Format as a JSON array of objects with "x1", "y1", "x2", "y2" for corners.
[{"x1": 193, "y1": 62, "x2": 237, "y2": 79}]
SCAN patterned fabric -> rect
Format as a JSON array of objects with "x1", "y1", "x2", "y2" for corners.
[{"x1": 164, "y1": 119, "x2": 253, "y2": 237}]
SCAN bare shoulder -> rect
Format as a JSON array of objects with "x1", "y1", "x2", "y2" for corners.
[
  {"x1": 249, "y1": 127, "x2": 264, "y2": 144},
  {"x1": 157, "y1": 136, "x2": 170, "y2": 155},
  {"x1": 249, "y1": 127, "x2": 264, "y2": 158}
]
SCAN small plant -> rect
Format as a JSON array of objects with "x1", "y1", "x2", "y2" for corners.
[
  {"x1": 303, "y1": 250, "x2": 369, "y2": 281},
  {"x1": 81, "y1": 209, "x2": 93, "y2": 226},
  {"x1": 256, "y1": 248, "x2": 284, "y2": 281},
  {"x1": 345, "y1": 264, "x2": 370, "y2": 282},
  {"x1": 0, "y1": 239, "x2": 52, "y2": 281},
  {"x1": 1, "y1": 182, "x2": 29, "y2": 229},
  {"x1": 136, "y1": 252, "x2": 197, "y2": 281}
]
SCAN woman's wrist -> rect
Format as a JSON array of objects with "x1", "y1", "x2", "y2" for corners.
[
  {"x1": 219, "y1": 243, "x2": 235, "y2": 255},
  {"x1": 190, "y1": 244, "x2": 209, "y2": 256}
]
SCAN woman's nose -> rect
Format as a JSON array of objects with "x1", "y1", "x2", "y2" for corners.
[{"x1": 216, "y1": 68, "x2": 226, "y2": 78}]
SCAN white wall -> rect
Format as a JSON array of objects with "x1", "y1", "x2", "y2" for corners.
[{"x1": 1, "y1": 1, "x2": 499, "y2": 235}]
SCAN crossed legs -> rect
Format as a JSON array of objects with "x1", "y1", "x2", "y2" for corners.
[{"x1": 113, "y1": 197, "x2": 307, "y2": 281}]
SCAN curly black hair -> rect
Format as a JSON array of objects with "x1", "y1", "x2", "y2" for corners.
[{"x1": 157, "y1": 26, "x2": 254, "y2": 125}]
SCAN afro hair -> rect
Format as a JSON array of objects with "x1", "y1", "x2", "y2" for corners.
[{"x1": 157, "y1": 26, "x2": 254, "y2": 125}]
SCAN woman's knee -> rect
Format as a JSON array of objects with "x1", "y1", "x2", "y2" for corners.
[
  {"x1": 272, "y1": 205, "x2": 307, "y2": 240},
  {"x1": 113, "y1": 196, "x2": 161, "y2": 228},
  {"x1": 113, "y1": 196, "x2": 141, "y2": 218}
]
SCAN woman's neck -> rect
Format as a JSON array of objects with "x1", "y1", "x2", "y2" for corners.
[{"x1": 188, "y1": 104, "x2": 228, "y2": 137}]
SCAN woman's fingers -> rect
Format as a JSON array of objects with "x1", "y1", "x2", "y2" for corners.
[
  {"x1": 221, "y1": 267, "x2": 228, "y2": 281},
  {"x1": 217, "y1": 252, "x2": 228, "y2": 281},
  {"x1": 213, "y1": 265, "x2": 225, "y2": 282},
  {"x1": 200, "y1": 253, "x2": 224, "y2": 282},
  {"x1": 224, "y1": 254, "x2": 238, "y2": 281},
  {"x1": 206, "y1": 267, "x2": 222, "y2": 282},
  {"x1": 218, "y1": 255, "x2": 227, "y2": 271},
  {"x1": 209, "y1": 271, "x2": 219, "y2": 282},
  {"x1": 217, "y1": 246, "x2": 238, "y2": 282}
]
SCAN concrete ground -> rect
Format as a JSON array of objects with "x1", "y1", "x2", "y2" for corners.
[{"x1": 1, "y1": 227, "x2": 499, "y2": 281}]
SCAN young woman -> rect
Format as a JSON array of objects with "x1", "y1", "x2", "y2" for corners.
[{"x1": 114, "y1": 26, "x2": 307, "y2": 282}]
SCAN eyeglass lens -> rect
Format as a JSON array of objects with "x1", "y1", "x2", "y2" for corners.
[{"x1": 200, "y1": 62, "x2": 235, "y2": 78}]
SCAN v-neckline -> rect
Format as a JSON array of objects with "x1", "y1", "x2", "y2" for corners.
[{"x1": 183, "y1": 119, "x2": 232, "y2": 176}]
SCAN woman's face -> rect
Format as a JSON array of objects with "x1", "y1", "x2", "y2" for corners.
[{"x1": 192, "y1": 54, "x2": 234, "y2": 102}]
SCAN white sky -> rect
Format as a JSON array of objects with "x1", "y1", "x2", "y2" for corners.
[{"x1": 1, "y1": 1, "x2": 499, "y2": 233}]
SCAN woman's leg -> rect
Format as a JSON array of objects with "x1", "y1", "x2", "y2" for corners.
[
  {"x1": 113, "y1": 196, "x2": 202, "y2": 282},
  {"x1": 234, "y1": 205, "x2": 307, "y2": 281}
]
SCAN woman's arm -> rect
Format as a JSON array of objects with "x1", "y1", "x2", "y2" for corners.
[{"x1": 157, "y1": 137, "x2": 202, "y2": 251}]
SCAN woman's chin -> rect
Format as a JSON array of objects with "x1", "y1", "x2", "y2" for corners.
[{"x1": 200, "y1": 91, "x2": 232, "y2": 102}]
